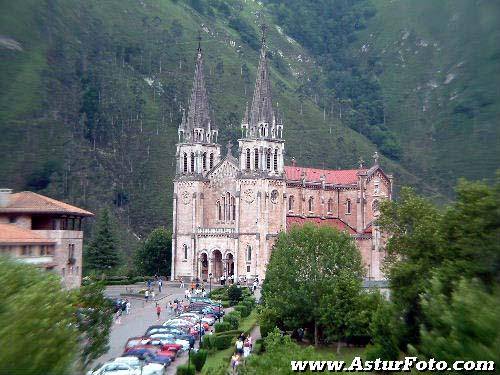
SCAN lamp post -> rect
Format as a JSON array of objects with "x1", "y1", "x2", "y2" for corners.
[
  {"x1": 209, "y1": 272, "x2": 213, "y2": 294},
  {"x1": 199, "y1": 317, "x2": 203, "y2": 349}
]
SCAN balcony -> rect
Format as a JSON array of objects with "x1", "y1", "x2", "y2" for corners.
[
  {"x1": 21, "y1": 255, "x2": 55, "y2": 266},
  {"x1": 195, "y1": 227, "x2": 236, "y2": 236}
]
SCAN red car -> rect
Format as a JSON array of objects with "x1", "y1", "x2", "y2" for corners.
[
  {"x1": 124, "y1": 337, "x2": 180, "y2": 354},
  {"x1": 156, "y1": 349, "x2": 177, "y2": 362}
]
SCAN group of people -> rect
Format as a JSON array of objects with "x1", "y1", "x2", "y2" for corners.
[
  {"x1": 114, "y1": 299, "x2": 131, "y2": 325},
  {"x1": 230, "y1": 334, "x2": 253, "y2": 373}
]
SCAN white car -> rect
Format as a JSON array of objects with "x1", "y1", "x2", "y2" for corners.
[
  {"x1": 149, "y1": 333, "x2": 190, "y2": 351},
  {"x1": 114, "y1": 357, "x2": 165, "y2": 375},
  {"x1": 87, "y1": 362, "x2": 137, "y2": 375}
]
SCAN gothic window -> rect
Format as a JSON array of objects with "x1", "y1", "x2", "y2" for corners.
[
  {"x1": 308, "y1": 197, "x2": 314, "y2": 212},
  {"x1": 183, "y1": 153, "x2": 188, "y2": 173},
  {"x1": 254, "y1": 149, "x2": 259, "y2": 170},
  {"x1": 273, "y1": 149, "x2": 278, "y2": 171},
  {"x1": 246, "y1": 245, "x2": 252, "y2": 262},
  {"x1": 266, "y1": 149, "x2": 271, "y2": 170},
  {"x1": 183, "y1": 244, "x2": 188, "y2": 260},
  {"x1": 327, "y1": 198, "x2": 333, "y2": 213},
  {"x1": 374, "y1": 180, "x2": 380, "y2": 195},
  {"x1": 231, "y1": 197, "x2": 236, "y2": 220},
  {"x1": 222, "y1": 196, "x2": 226, "y2": 221},
  {"x1": 372, "y1": 199, "x2": 380, "y2": 213},
  {"x1": 202, "y1": 153, "x2": 207, "y2": 170},
  {"x1": 190, "y1": 152, "x2": 195, "y2": 172},
  {"x1": 217, "y1": 201, "x2": 222, "y2": 221},
  {"x1": 288, "y1": 195, "x2": 294, "y2": 211},
  {"x1": 209, "y1": 153, "x2": 214, "y2": 169},
  {"x1": 346, "y1": 199, "x2": 352, "y2": 214},
  {"x1": 246, "y1": 149, "x2": 251, "y2": 169}
]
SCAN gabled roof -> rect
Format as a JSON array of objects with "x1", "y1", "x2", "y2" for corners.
[
  {"x1": 284, "y1": 166, "x2": 364, "y2": 185},
  {"x1": 286, "y1": 216, "x2": 356, "y2": 234},
  {"x1": 0, "y1": 191, "x2": 93, "y2": 216},
  {"x1": 0, "y1": 224, "x2": 56, "y2": 245}
]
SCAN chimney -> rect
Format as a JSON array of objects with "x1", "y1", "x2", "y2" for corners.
[{"x1": 0, "y1": 188, "x2": 13, "y2": 208}]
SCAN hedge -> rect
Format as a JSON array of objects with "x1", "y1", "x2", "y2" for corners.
[
  {"x1": 176, "y1": 364, "x2": 195, "y2": 375},
  {"x1": 214, "y1": 335, "x2": 233, "y2": 350},
  {"x1": 214, "y1": 321, "x2": 231, "y2": 333},
  {"x1": 190, "y1": 349, "x2": 208, "y2": 371},
  {"x1": 223, "y1": 314, "x2": 240, "y2": 330},
  {"x1": 220, "y1": 300, "x2": 230, "y2": 308},
  {"x1": 234, "y1": 304, "x2": 250, "y2": 318},
  {"x1": 201, "y1": 334, "x2": 216, "y2": 349},
  {"x1": 214, "y1": 329, "x2": 242, "y2": 337}
]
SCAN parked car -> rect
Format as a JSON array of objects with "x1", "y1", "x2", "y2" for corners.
[
  {"x1": 113, "y1": 357, "x2": 165, "y2": 375},
  {"x1": 149, "y1": 334, "x2": 190, "y2": 351},
  {"x1": 87, "y1": 361, "x2": 137, "y2": 375}
]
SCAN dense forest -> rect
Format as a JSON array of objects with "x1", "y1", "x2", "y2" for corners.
[{"x1": 1, "y1": 0, "x2": 498, "y2": 255}]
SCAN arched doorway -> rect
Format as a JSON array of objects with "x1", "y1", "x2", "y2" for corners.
[
  {"x1": 212, "y1": 250, "x2": 223, "y2": 279},
  {"x1": 226, "y1": 253, "x2": 234, "y2": 277},
  {"x1": 200, "y1": 253, "x2": 209, "y2": 281}
]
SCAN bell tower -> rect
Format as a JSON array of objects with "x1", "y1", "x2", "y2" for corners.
[{"x1": 238, "y1": 26, "x2": 285, "y2": 177}]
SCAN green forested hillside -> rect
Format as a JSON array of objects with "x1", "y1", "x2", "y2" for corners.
[{"x1": 0, "y1": 0, "x2": 498, "y2": 253}]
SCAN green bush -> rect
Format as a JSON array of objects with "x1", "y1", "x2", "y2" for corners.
[
  {"x1": 253, "y1": 338, "x2": 264, "y2": 354},
  {"x1": 190, "y1": 349, "x2": 208, "y2": 371},
  {"x1": 220, "y1": 300, "x2": 230, "y2": 308},
  {"x1": 224, "y1": 313, "x2": 240, "y2": 330},
  {"x1": 201, "y1": 334, "x2": 216, "y2": 349},
  {"x1": 234, "y1": 304, "x2": 250, "y2": 318},
  {"x1": 241, "y1": 298, "x2": 254, "y2": 310},
  {"x1": 214, "y1": 335, "x2": 233, "y2": 350},
  {"x1": 227, "y1": 285, "x2": 243, "y2": 305},
  {"x1": 176, "y1": 363, "x2": 195, "y2": 375},
  {"x1": 214, "y1": 329, "x2": 242, "y2": 337},
  {"x1": 214, "y1": 321, "x2": 231, "y2": 333}
]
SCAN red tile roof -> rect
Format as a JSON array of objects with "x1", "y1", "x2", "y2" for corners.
[
  {"x1": 284, "y1": 166, "x2": 364, "y2": 185},
  {"x1": 0, "y1": 223, "x2": 56, "y2": 245},
  {"x1": 286, "y1": 216, "x2": 356, "y2": 234},
  {"x1": 0, "y1": 191, "x2": 93, "y2": 216}
]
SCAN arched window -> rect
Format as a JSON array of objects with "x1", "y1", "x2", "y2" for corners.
[
  {"x1": 202, "y1": 153, "x2": 207, "y2": 170},
  {"x1": 246, "y1": 245, "x2": 252, "y2": 262},
  {"x1": 346, "y1": 199, "x2": 352, "y2": 214},
  {"x1": 209, "y1": 153, "x2": 214, "y2": 169},
  {"x1": 190, "y1": 152, "x2": 195, "y2": 172},
  {"x1": 254, "y1": 149, "x2": 259, "y2": 170},
  {"x1": 273, "y1": 149, "x2": 278, "y2": 171},
  {"x1": 183, "y1": 153, "x2": 188, "y2": 173},
  {"x1": 217, "y1": 201, "x2": 222, "y2": 221},
  {"x1": 183, "y1": 244, "x2": 188, "y2": 260},
  {"x1": 231, "y1": 197, "x2": 236, "y2": 220},
  {"x1": 246, "y1": 149, "x2": 251, "y2": 169},
  {"x1": 222, "y1": 196, "x2": 226, "y2": 221},
  {"x1": 288, "y1": 195, "x2": 294, "y2": 211},
  {"x1": 266, "y1": 149, "x2": 271, "y2": 170},
  {"x1": 372, "y1": 199, "x2": 379, "y2": 213},
  {"x1": 327, "y1": 198, "x2": 333, "y2": 213},
  {"x1": 308, "y1": 197, "x2": 314, "y2": 212}
]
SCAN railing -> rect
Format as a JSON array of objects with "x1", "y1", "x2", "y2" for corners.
[{"x1": 196, "y1": 227, "x2": 235, "y2": 235}]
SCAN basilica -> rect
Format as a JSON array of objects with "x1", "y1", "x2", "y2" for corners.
[{"x1": 171, "y1": 35, "x2": 393, "y2": 283}]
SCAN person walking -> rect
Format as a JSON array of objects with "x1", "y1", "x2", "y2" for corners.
[
  {"x1": 125, "y1": 299, "x2": 131, "y2": 315},
  {"x1": 151, "y1": 290, "x2": 156, "y2": 302},
  {"x1": 158, "y1": 279, "x2": 163, "y2": 293},
  {"x1": 235, "y1": 338, "x2": 244, "y2": 356},
  {"x1": 156, "y1": 303, "x2": 161, "y2": 321},
  {"x1": 145, "y1": 289, "x2": 149, "y2": 303},
  {"x1": 230, "y1": 353, "x2": 240, "y2": 374},
  {"x1": 115, "y1": 309, "x2": 122, "y2": 325},
  {"x1": 243, "y1": 337, "x2": 251, "y2": 357},
  {"x1": 180, "y1": 277, "x2": 185, "y2": 289}
]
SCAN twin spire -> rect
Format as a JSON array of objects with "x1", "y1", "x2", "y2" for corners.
[{"x1": 179, "y1": 26, "x2": 282, "y2": 145}]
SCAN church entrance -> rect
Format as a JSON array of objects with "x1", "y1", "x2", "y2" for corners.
[
  {"x1": 226, "y1": 253, "x2": 234, "y2": 277},
  {"x1": 212, "y1": 250, "x2": 223, "y2": 279},
  {"x1": 200, "y1": 253, "x2": 209, "y2": 281}
]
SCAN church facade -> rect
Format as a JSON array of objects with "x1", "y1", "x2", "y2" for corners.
[{"x1": 171, "y1": 37, "x2": 393, "y2": 283}]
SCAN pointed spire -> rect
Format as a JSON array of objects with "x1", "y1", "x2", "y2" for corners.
[
  {"x1": 179, "y1": 33, "x2": 216, "y2": 143},
  {"x1": 248, "y1": 23, "x2": 276, "y2": 138}
]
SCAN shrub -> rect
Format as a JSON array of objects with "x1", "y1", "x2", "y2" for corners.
[
  {"x1": 224, "y1": 313, "x2": 240, "y2": 330},
  {"x1": 176, "y1": 364, "x2": 195, "y2": 375},
  {"x1": 234, "y1": 304, "x2": 249, "y2": 318},
  {"x1": 220, "y1": 300, "x2": 230, "y2": 308},
  {"x1": 214, "y1": 334, "x2": 233, "y2": 350},
  {"x1": 227, "y1": 285, "x2": 243, "y2": 305},
  {"x1": 190, "y1": 349, "x2": 208, "y2": 371},
  {"x1": 201, "y1": 334, "x2": 216, "y2": 349},
  {"x1": 241, "y1": 298, "x2": 254, "y2": 310},
  {"x1": 214, "y1": 329, "x2": 242, "y2": 337},
  {"x1": 214, "y1": 321, "x2": 231, "y2": 333}
]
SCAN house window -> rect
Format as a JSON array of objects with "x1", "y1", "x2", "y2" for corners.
[
  {"x1": 266, "y1": 149, "x2": 271, "y2": 170},
  {"x1": 246, "y1": 245, "x2": 252, "y2": 262},
  {"x1": 246, "y1": 149, "x2": 251, "y2": 169},
  {"x1": 374, "y1": 179, "x2": 380, "y2": 195},
  {"x1": 247, "y1": 265, "x2": 251, "y2": 273},
  {"x1": 209, "y1": 153, "x2": 214, "y2": 169},
  {"x1": 327, "y1": 199, "x2": 333, "y2": 213},
  {"x1": 40, "y1": 245, "x2": 46, "y2": 256},
  {"x1": 273, "y1": 149, "x2": 278, "y2": 171},
  {"x1": 8, "y1": 216, "x2": 16, "y2": 223},
  {"x1": 68, "y1": 244, "x2": 75, "y2": 260},
  {"x1": 288, "y1": 195, "x2": 294, "y2": 211},
  {"x1": 190, "y1": 152, "x2": 195, "y2": 172},
  {"x1": 308, "y1": 197, "x2": 314, "y2": 212},
  {"x1": 254, "y1": 149, "x2": 259, "y2": 169},
  {"x1": 231, "y1": 197, "x2": 236, "y2": 220},
  {"x1": 183, "y1": 244, "x2": 188, "y2": 260},
  {"x1": 21, "y1": 246, "x2": 32, "y2": 256},
  {"x1": 183, "y1": 153, "x2": 188, "y2": 173},
  {"x1": 202, "y1": 153, "x2": 207, "y2": 170},
  {"x1": 372, "y1": 200, "x2": 380, "y2": 213},
  {"x1": 346, "y1": 199, "x2": 352, "y2": 214}
]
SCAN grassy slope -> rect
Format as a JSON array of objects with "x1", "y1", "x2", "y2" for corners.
[
  {"x1": 0, "y1": 0, "x2": 435, "y2": 248},
  {"x1": 360, "y1": 0, "x2": 500, "y2": 193}
]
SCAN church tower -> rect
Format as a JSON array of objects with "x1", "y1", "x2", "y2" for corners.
[
  {"x1": 176, "y1": 39, "x2": 221, "y2": 178},
  {"x1": 238, "y1": 27, "x2": 285, "y2": 176}
]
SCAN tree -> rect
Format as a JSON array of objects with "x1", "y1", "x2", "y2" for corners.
[
  {"x1": 84, "y1": 208, "x2": 121, "y2": 274},
  {"x1": 134, "y1": 227, "x2": 171, "y2": 276},
  {"x1": 75, "y1": 280, "x2": 113, "y2": 370},
  {"x1": 261, "y1": 224, "x2": 364, "y2": 346},
  {"x1": 416, "y1": 278, "x2": 499, "y2": 368},
  {"x1": 0, "y1": 257, "x2": 77, "y2": 375}
]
